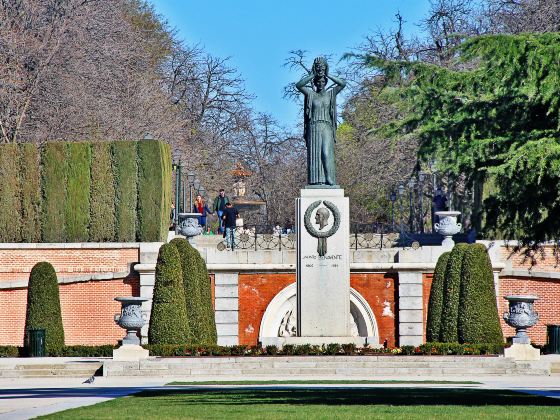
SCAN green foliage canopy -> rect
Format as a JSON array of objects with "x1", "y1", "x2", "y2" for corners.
[{"x1": 362, "y1": 33, "x2": 560, "y2": 241}]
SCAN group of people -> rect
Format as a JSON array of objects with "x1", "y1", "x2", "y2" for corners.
[{"x1": 191, "y1": 189, "x2": 239, "y2": 249}]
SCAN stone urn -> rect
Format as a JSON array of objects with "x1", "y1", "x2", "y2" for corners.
[
  {"x1": 114, "y1": 296, "x2": 148, "y2": 345},
  {"x1": 503, "y1": 295, "x2": 539, "y2": 344},
  {"x1": 178, "y1": 212, "x2": 203, "y2": 243},
  {"x1": 434, "y1": 211, "x2": 462, "y2": 248}
]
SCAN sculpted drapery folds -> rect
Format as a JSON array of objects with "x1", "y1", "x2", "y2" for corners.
[{"x1": 296, "y1": 57, "x2": 345, "y2": 186}]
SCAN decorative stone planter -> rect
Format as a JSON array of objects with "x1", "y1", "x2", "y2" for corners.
[
  {"x1": 113, "y1": 296, "x2": 150, "y2": 361},
  {"x1": 434, "y1": 211, "x2": 462, "y2": 249},
  {"x1": 178, "y1": 212, "x2": 203, "y2": 243},
  {"x1": 503, "y1": 295, "x2": 540, "y2": 361},
  {"x1": 114, "y1": 296, "x2": 149, "y2": 345},
  {"x1": 503, "y1": 295, "x2": 539, "y2": 344}
]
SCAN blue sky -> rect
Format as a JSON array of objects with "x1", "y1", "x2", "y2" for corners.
[{"x1": 150, "y1": 1, "x2": 432, "y2": 129}]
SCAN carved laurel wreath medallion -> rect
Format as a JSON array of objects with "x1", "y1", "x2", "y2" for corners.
[{"x1": 303, "y1": 200, "x2": 340, "y2": 256}]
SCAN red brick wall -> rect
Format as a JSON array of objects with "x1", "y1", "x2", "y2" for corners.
[
  {"x1": 0, "y1": 245, "x2": 141, "y2": 346},
  {"x1": 350, "y1": 273, "x2": 398, "y2": 348},
  {"x1": 238, "y1": 273, "x2": 294, "y2": 346},
  {"x1": 501, "y1": 245, "x2": 560, "y2": 272},
  {"x1": 0, "y1": 276, "x2": 139, "y2": 346},
  {"x1": 237, "y1": 273, "x2": 399, "y2": 347},
  {"x1": 422, "y1": 273, "x2": 434, "y2": 343},
  {"x1": 499, "y1": 276, "x2": 560, "y2": 345}
]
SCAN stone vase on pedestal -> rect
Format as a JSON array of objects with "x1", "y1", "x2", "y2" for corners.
[
  {"x1": 434, "y1": 211, "x2": 462, "y2": 249},
  {"x1": 178, "y1": 212, "x2": 203, "y2": 243},
  {"x1": 503, "y1": 295, "x2": 540, "y2": 361},
  {"x1": 113, "y1": 296, "x2": 150, "y2": 361}
]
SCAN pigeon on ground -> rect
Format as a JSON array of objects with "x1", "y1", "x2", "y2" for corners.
[{"x1": 83, "y1": 375, "x2": 95, "y2": 384}]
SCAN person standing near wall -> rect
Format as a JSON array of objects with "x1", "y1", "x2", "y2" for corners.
[
  {"x1": 213, "y1": 189, "x2": 230, "y2": 234},
  {"x1": 222, "y1": 202, "x2": 239, "y2": 250}
]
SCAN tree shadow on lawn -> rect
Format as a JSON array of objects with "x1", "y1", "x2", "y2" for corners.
[{"x1": 133, "y1": 388, "x2": 560, "y2": 407}]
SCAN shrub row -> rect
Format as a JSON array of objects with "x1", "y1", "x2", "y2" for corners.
[
  {"x1": 0, "y1": 342, "x2": 507, "y2": 358},
  {"x1": 427, "y1": 243, "x2": 504, "y2": 344},
  {"x1": 0, "y1": 139, "x2": 171, "y2": 243}
]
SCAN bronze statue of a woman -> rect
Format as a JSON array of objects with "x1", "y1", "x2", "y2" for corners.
[{"x1": 296, "y1": 57, "x2": 345, "y2": 187}]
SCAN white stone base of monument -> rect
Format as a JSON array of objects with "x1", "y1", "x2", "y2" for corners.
[
  {"x1": 113, "y1": 344, "x2": 149, "y2": 361},
  {"x1": 260, "y1": 336, "x2": 381, "y2": 348},
  {"x1": 504, "y1": 343, "x2": 540, "y2": 361},
  {"x1": 296, "y1": 188, "x2": 350, "y2": 337}
]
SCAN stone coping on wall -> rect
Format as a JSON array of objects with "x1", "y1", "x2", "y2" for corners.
[
  {"x1": 501, "y1": 269, "x2": 560, "y2": 280},
  {"x1": 0, "y1": 242, "x2": 141, "y2": 249},
  {"x1": 0, "y1": 270, "x2": 132, "y2": 289}
]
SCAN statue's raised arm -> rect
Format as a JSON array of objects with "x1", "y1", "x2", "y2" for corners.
[{"x1": 297, "y1": 57, "x2": 345, "y2": 187}]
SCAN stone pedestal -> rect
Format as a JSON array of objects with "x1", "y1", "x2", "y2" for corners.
[
  {"x1": 113, "y1": 345, "x2": 149, "y2": 361},
  {"x1": 296, "y1": 188, "x2": 351, "y2": 340},
  {"x1": 504, "y1": 343, "x2": 540, "y2": 361}
]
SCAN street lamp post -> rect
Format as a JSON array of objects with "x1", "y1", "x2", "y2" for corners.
[
  {"x1": 389, "y1": 190, "x2": 397, "y2": 229},
  {"x1": 398, "y1": 184, "x2": 405, "y2": 229},
  {"x1": 172, "y1": 161, "x2": 182, "y2": 234},
  {"x1": 408, "y1": 178, "x2": 415, "y2": 232},
  {"x1": 187, "y1": 171, "x2": 195, "y2": 212},
  {"x1": 418, "y1": 172, "x2": 425, "y2": 234}
]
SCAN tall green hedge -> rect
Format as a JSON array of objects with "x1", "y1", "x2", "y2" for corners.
[
  {"x1": 426, "y1": 251, "x2": 450, "y2": 342},
  {"x1": 440, "y1": 243, "x2": 468, "y2": 343},
  {"x1": 0, "y1": 144, "x2": 21, "y2": 242},
  {"x1": 112, "y1": 141, "x2": 138, "y2": 242},
  {"x1": 0, "y1": 140, "x2": 171, "y2": 243},
  {"x1": 20, "y1": 144, "x2": 41, "y2": 243},
  {"x1": 41, "y1": 143, "x2": 67, "y2": 242},
  {"x1": 148, "y1": 243, "x2": 190, "y2": 344},
  {"x1": 65, "y1": 143, "x2": 91, "y2": 242},
  {"x1": 89, "y1": 142, "x2": 116, "y2": 241},
  {"x1": 25, "y1": 262, "x2": 65, "y2": 353},
  {"x1": 458, "y1": 244, "x2": 504, "y2": 344},
  {"x1": 137, "y1": 140, "x2": 170, "y2": 242}
]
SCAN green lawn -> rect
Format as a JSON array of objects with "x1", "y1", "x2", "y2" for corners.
[
  {"x1": 42, "y1": 388, "x2": 560, "y2": 419},
  {"x1": 167, "y1": 380, "x2": 480, "y2": 385}
]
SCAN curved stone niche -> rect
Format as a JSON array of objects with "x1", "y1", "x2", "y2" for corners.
[{"x1": 259, "y1": 283, "x2": 379, "y2": 345}]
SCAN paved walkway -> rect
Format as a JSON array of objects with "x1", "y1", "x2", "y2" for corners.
[{"x1": 0, "y1": 374, "x2": 559, "y2": 419}]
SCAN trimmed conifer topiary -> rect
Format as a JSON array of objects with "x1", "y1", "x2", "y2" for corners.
[
  {"x1": 196, "y1": 251, "x2": 217, "y2": 345},
  {"x1": 41, "y1": 143, "x2": 68, "y2": 242},
  {"x1": 0, "y1": 144, "x2": 22, "y2": 242},
  {"x1": 148, "y1": 243, "x2": 190, "y2": 344},
  {"x1": 458, "y1": 243, "x2": 504, "y2": 344},
  {"x1": 137, "y1": 140, "x2": 163, "y2": 242},
  {"x1": 440, "y1": 243, "x2": 468, "y2": 343},
  {"x1": 170, "y1": 238, "x2": 201, "y2": 343},
  {"x1": 25, "y1": 262, "x2": 65, "y2": 353},
  {"x1": 90, "y1": 142, "x2": 116, "y2": 241},
  {"x1": 65, "y1": 143, "x2": 91, "y2": 242},
  {"x1": 426, "y1": 251, "x2": 450, "y2": 342},
  {"x1": 158, "y1": 141, "x2": 172, "y2": 242},
  {"x1": 112, "y1": 141, "x2": 138, "y2": 242},
  {"x1": 20, "y1": 144, "x2": 41, "y2": 243}
]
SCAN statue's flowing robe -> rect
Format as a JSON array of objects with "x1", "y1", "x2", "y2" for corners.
[{"x1": 303, "y1": 88, "x2": 337, "y2": 185}]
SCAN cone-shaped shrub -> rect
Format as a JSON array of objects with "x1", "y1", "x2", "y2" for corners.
[
  {"x1": 0, "y1": 144, "x2": 21, "y2": 242},
  {"x1": 90, "y1": 142, "x2": 116, "y2": 241},
  {"x1": 458, "y1": 244, "x2": 504, "y2": 344},
  {"x1": 440, "y1": 243, "x2": 468, "y2": 342},
  {"x1": 196, "y1": 252, "x2": 217, "y2": 345},
  {"x1": 65, "y1": 143, "x2": 91, "y2": 242},
  {"x1": 112, "y1": 141, "x2": 138, "y2": 242},
  {"x1": 41, "y1": 143, "x2": 67, "y2": 242},
  {"x1": 426, "y1": 251, "x2": 450, "y2": 342},
  {"x1": 170, "y1": 238, "x2": 197, "y2": 342},
  {"x1": 20, "y1": 144, "x2": 41, "y2": 243},
  {"x1": 148, "y1": 243, "x2": 189, "y2": 344},
  {"x1": 25, "y1": 262, "x2": 65, "y2": 353}
]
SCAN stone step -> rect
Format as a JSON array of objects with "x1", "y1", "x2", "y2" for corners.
[
  {"x1": 0, "y1": 362, "x2": 102, "y2": 378},
  {"x1": 104, "y1": 356, "x2": 537, "y2": 377}
]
